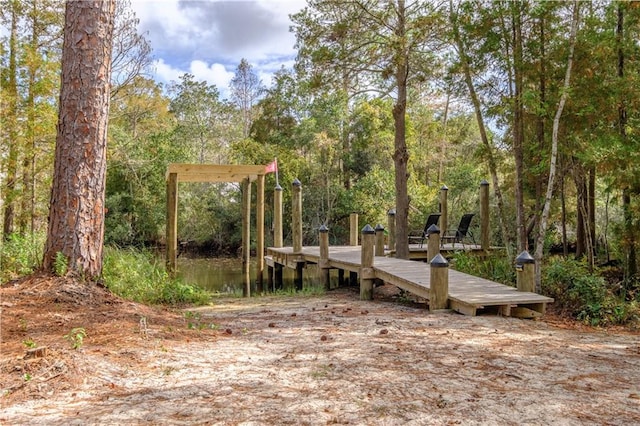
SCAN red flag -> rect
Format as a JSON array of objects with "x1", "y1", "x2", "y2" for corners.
[{"x1": 265, "y1": 159, "x2": 278, "y2": 174}]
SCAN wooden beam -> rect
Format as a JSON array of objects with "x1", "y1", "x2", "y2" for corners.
[
  {"x1": 166, "y1": 173, "x2": 178, "y2": 273},
  {"x1": 167, "y1": 164, "x2": 266, "y2": 183},
  {"x1": 256, "y1": 174, "x2": 265, "y2": 292},
  {"x1": 242, "y1": 178, "x2": 251, "y2": 297}
]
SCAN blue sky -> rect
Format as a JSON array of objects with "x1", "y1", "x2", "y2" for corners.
[{"x1": 131, "y1": 0, "x2": 306, "y2": 99}]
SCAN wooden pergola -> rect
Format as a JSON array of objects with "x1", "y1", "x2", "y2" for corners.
[{"x1": 166, "y1": 163, "x2": 268, "y2": 296}]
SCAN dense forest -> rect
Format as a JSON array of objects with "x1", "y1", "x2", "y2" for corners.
[{"x1": 1, "y1": 1, "x2": 640, "y2": 323}]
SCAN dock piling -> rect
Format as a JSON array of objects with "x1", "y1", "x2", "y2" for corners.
[
  {"x1": 319, "y1": 225, "x2": 331, "y2": 290},
  {"x1": 360, "y1": 224, "x2": 376, "y2": 300},
  {"x1": 430, "y1": 253, "x2": 449, "y2": 311},
  {"x1": 387, "y1": 209, "x2": 396, "y2": 252},
  {"x1": 426, "y1": 224, "x2": 440, "y2": 262},
  {"x1": 375, "y1": 224, "x2": 385, "y2": 257}
]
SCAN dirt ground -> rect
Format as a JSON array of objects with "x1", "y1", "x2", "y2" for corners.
[{"x1": 1, "y1": 274, "x2": 640, "y2": 425}]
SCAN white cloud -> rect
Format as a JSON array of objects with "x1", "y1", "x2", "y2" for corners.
[
  {"x1": 131, "y1": 0, "x2": 306, "y2": 98},
  {"x1": 153, "y1": 58, "x2": 235, "y2": 98}
]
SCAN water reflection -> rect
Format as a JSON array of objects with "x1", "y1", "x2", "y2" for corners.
[{"x1": 176, "y1": 257, "x2": 325, "y2": 294}]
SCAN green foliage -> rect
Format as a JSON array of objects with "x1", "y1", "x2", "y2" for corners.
[
  {"x1": 0, "y1": 233, "x2": 45, "y2": 284},
  {"x1": 53, "y1": 252, "x2": 68, "y2": 277},
  {"x1": 542, "y1": 258, "x2": 639, "y2": 326},
  {"x1": 450, "y1": 251, "x2": 516, "y2": 286},
  {"x1": 63, "y1": 327, "x2": 86, "y2": 350},
  {"x1": 101, "y1": 246, "x2": 210, "y2": 305}
]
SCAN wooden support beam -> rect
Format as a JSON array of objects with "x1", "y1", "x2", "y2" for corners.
[
  {"x1": 516, "y1": 251, "x2": 535, "y2": 293},
  {"x1": 427, "y1": 225, "x2": 440, "y2": 263},
  {"x1": 350, "y1": 213, "x2": 359, "y2": 246},
  {"x1": 375, "y1": 224, "x2": 385, "y2": 257},
  {"x1": 242, "y1": 178, "x2": 251, "y2": 297},
  {"x1": 387, "y1": 209, "x2": 396, "y2": 252},
  {"x1": 319, "y1": 225, "x2": 330, "y2": 290},
  {"x1": 292, "y1": 179, "x2": 302, "y2": 253},
  {"x1": 166, "y1": 172, "x2": 178, "y2": 274},
  {"x1": 273, "y1": 185, "x2": 283, "y2": 248},
  {"x1": 480, "y1": 180, "x2": 490, "y2": 251},
  {"x1": 430, "y1": 254, "x2": 449, "y2": 311},
  {"x1": 440, "y1": 186, "x2": 448, "y2": 242},
  {"x1": 360, "y1": 224, "x2": 375, "y2": 300},
  {"x1": 256, "y1": 174, "x2": 265, "y2": 292}
]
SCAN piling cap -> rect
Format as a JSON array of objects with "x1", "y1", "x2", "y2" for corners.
[
  {"x1": 375, "y1": 224, "x2": 385, "y2": 232},
  {"x1": 430, "y1": 253, "x2": 449, "y2": 267},
  {"x1": 426, "y1": 224, "x2": 440, "y2": 235},
  {"x1": 515, "y1": 250, "x2": 535, "y2": 264},
  {"x1": 361, "y1": 224, "x2": 375, "y2": 234},
  {"x1": 440, "y1": 185, "x2": 448, "y2": 191},
  {"x1": 387, "y1": 208, "x2": 396, "y2": 216},
  {"x1": 318, "y1": 224, "x2": 329, "y2": 233},
  {"x1": 480, "y1": 179, "x2": 489, "y2": 186},
  {"x1": 292, "y1": 178, "x2": 301, "y2": 187},
  {"x1": 275, "y1": 184, "x2": 282, "y2": 191}
]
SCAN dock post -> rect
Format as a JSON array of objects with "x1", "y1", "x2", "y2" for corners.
[
  {"x1": 257, "y1": 174, "x2": 265, "y2": 292},
  {"x1": 360, "y1": 224, "x2": 376, "y2": 300},
  {"x1": 292, "y1": 179, "x2": 302, "y2": 253},
  {"x1": 480, "y1": 180, "x2": 490, "y2": 251},
  {"x1": 319, "y1": 225, "x2": 331, "y2": 290},
  {"x1": 515, "y1": 251, "x2": 535, "y2": 293},
  {"x1": 440, "y1": 186, "x2": 448, "y2": 242},
  {"x1": 274, "y1": 264, "x2": 283, "y2": 290},
  {"x1": 426, "y1": 224, "x2": 440, "y2": 262},
  {"x1": 273, "y1": 184, "x2": 283, "y2": 248},
  {"x1": 375, "y1": 224, "x2": 385, "y2": 257},
  {"x1": 350, "y1": 213, "x2": 359, "y2": 246},
  {"x1": 429, "y1": 253, "x2": 449, "y2": 311},
  {"x1": 387, "y1": 209, "x2": 396, "y2": 252}
]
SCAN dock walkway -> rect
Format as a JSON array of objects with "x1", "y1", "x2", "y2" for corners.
[{"x1": 266, "y1": 246, "x2": 553, "y2": 317}]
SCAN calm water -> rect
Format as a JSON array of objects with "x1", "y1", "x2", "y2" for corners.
[{"x1": 176, "y1": 257, "x2": 325, "y2": 294}]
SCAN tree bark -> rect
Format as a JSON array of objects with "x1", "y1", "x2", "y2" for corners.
[
  {"x1": 392, "y1": 0, "x2": 410, "y2": 260},
  {"x1": 512, "y1": 1, "x2": 527, "y2": 252},
  {"x1": 450, "y1": 0, "x2": 512, "y2": 257},
  {"x1": 2, "y1": 0, "x2": 20, "y2": 239},
  {"x1": 43, "y1": 0, "x2": 115, "y2": 279}
]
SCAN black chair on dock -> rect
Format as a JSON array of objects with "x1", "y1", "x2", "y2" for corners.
[
  {"x1": 409, "y1": 213, "x2": 441, "y2": 247},
  {"x1": 442, "y1": 213, "x2": 476, "y2": 247}
]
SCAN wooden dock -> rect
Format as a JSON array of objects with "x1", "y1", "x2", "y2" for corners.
[{"x1": 266, "y1": 245, "x2": 553, "y2": 317}]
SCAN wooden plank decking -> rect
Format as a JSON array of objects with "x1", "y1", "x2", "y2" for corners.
[{"x1": 266, "y1": 246, "x2": 553, "y2": 317}]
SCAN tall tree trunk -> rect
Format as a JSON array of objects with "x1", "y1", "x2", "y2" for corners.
[
  {"x1": 534, "y1": 0, "x2": 579, "y2": 292},
  {"x1": 450, "y1": 0, "x2": 512, "y2": 256},
  {"x1": 511, "y1": 1, "x2": 527, "y2": 252},
  {"x1": 2, "y1": 0, "x2": 21, "y2": 239},
  {"x1": 617, "y1": 2, "x2": 637, "y2": 281},
  {"x1": 575, "y1": 167, "x2": 587, "y2": 259},
  {"x1": 392, "y1": 0, "x2": 410, "y2": 260},
  {"x1": 43, "y1": 0, "x2": 116, "y2": 279}
]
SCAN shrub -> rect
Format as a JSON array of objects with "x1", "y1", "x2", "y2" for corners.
[
  {"x1": 102, "y1": 246, "x2": 210, "y2": 305},
  {"x1": 0, "y1": 233, "x2": 45, "y2": 284},
  {"x1": 542, "y1": 258, "x2": 639, "y2": 326},
  {"x1": 450, "y1": 251, "x2": 516, "y2": 286}
]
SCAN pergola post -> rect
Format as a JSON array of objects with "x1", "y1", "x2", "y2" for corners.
[
  {"x1": 242, "y1": 178, "x2": 252, "y2": 297},
  {"x1": 166, "y1": 172, "x2": 178, "y2": 274},
  {"x1": 256, "y1": 174, "x2": 265, "y2": 292},
  {"x1": 273, "y1": 184, "x2": 283, "y2": 248}
]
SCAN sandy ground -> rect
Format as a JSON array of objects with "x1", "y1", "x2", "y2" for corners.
[{"x1": 1, "y1": 275, "x2": 640, "y2": 425}]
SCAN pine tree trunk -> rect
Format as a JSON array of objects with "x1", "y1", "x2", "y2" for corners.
[
  {"x1": 43, "y1": 0, "x2": 115, "y2": 279},
  {"x1": 392, "y1": 0, "x2": 410, "y2": 260}
]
